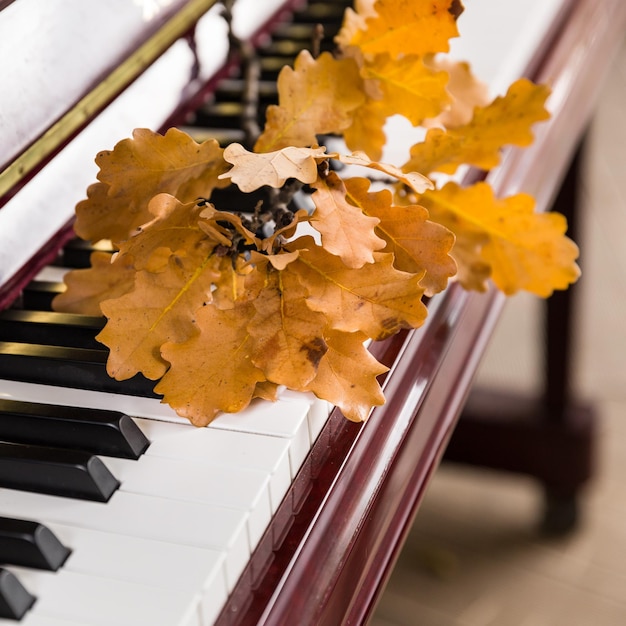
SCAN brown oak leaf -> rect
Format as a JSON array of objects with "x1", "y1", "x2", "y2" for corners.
[
  {"x1": 310, "y1": 171, "x2": 386, "y2": 268},
  {"x1": 155, "y1": 301, "x2": 266, "y2": 426},
  {"x1": 75, "y1": 128, "x2": 228, "y2": 243},
  {"x1": 304, "y1": 329, "x2": 387, "y2": 422}
]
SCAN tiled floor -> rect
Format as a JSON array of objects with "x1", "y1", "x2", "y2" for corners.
[{"x1": 371, "y1": 37, "x2": 626, "y2": 626}]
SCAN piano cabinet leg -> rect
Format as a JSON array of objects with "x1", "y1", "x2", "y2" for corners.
[{"x1": 443, "y1": 133, "x2": 596, "y2": 535}]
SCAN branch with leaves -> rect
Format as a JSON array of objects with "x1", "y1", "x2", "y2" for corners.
[{"x1": 53, "y1": 0, "x2": 580, "y2": 425}]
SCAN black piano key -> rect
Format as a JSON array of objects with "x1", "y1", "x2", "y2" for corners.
[
  {"x1": 0, "y1": 341, "x2": 158, "y2": 398},
  {"x1": 0, "y1": 517, "x2": 70, "y2": 571},
  {"x1": 0, "y1": 309, "x2": 105, "y2": 350},
  {"x1": 0, "y1": 568, "x2": 36, "y2": 621},
  {"x1": 0, "y1": 398, "x2": 149, "y2": 459},
  {"x1": 59, "y1": 238, "x2": 115, "y2": 269},
  {"x1": 0, "y1": 442, "x2": 120, "y2": 502},
  {"x1": 19, "y1": 280, "x2": 65, "y2": 311}
]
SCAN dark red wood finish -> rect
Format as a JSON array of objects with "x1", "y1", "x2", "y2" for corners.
[{"x1": 216, "y1": 0, "x2": 626, "y2": 623}]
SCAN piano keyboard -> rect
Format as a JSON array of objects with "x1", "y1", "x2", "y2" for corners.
[{"x1": 2, "y1": 0, "x2": 616, "y2": 622}]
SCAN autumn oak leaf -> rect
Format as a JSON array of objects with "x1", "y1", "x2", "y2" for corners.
[
  {"x1": 254, "y1": 50, "x2": 365, "y2": 152},
  {"x1": 304, "y1": 330, "x2": 388, "y2": 422},
  {"x1": 155, "y1": 301, "x2": 266, "y2": 426},
  {"x1": 248, "y1": 267, "x2": 328, "y2": 389},
  {"x1": 421, "y1": 182, "x2": 580, "y2": 296},
  {"x1": 75, "y1": 128, "x2": 229, "y2": 243},
  {"x1": 345, "y1": 178, "x2": 456, "y2": 295},
  {"x1": 52, "y1": 251, "x2": 135, "y2": 317},
  {"x1": 220, "y1": 143, "x2": 328, "y2": 192},
  {"x1": 310, "y1": 171, "x2": 386, "y2": 268},
  {"x1": 97, "y1": 252, "x2": 220, "y2": 381},
  {"x1": 403, "y1": 79, "x2": 551, "y2": 175},
  {"x1": 348, "y1": 0, "x2": 461, "y2": 58},
  {"x1": 288, "y1": 237, "x2": 428, "y2": 339}
]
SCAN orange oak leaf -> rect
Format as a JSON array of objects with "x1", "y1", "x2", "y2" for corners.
[
  {"x1": 155, "y1": 301, "x2": 266, "y2": 426},
  {"x1": 219, "y1": 144, "x2": 328, "y2": 192},
  {"x1": 310, "y1": 171, "x2": 386, "y2": 268},
  {"x1": 115, "y1": 195, "x2": 211, "y2": 270},
  {"x1": 254, "y1": 50, "x2": 365, "y2": 152},
  {"x1": 421, "y1": 182, "x2": 580, "y2": 296},
  {"x1": 288, "y1": 237, "x2": 428, "y2": 339},
  {"x1": 348, "y1": 0, "x2": 461, "y2": 58},
  {"x1": 248, "y1": 268, "x2": 328, "y2": 390},
  {"x1": 303, "y1": 329, "x2": 387, "y2": 422},
  {"x1": 97, "y1": 252, "x2": 220, "y2": 381},
  {"x1": 52, "y1": 251, "x2": 135, "y2": 316},
  {"x1": 361, "y1": 53, "x2": 451, "y2": 126},
  {"x1": 403, "y1": 79, "x2": 551, "y2": 175},
  {"x1": 75, "y1": 128, "x2": 228, "y2": 243},
  {"x1": 345, "y1": 178, "x2": 456, "y2": 295}
]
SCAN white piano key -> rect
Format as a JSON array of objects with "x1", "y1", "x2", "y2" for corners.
[
  {"x1": 0, "y1": 378, "x2": 315, "y2": 474},
  {"x1": 0, "y1": 488, "x2": 248, "y2": 590},
  {"x1": 134, "y1": 418, "x2": 292, "y2": 511},
  {"x1": 0, "y1": 614, "x2": 89, "y2": 626},
  {"x1": 45, "y1": 523, "x2": 228, "y2": 625},
  {"x1": 5, "y1": 566, "x2": 201, "y2": 626},
  {"x1": 103, "y1": 454, "x2": 272, "y2": 547}
]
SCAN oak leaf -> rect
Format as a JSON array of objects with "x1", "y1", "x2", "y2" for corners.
[
  {"x1": 155, "y1": 301, "x2": 266, "y2": 426},
  {"x1": 303, "y1": 330, "x2": 387, "y2": 422},
  {"x1": 97, "y1": 252, "x2": 220, "y2": 381},
  {"x1": 403, "y1": 79, "x2": 551, "y2": 175},
  {"x1": 341, "y1": 99, "x2": 388, "y2": 161},
  {"x1": 219, "y1": 144, "x2": 328, "y2": 192},
  {"x1": 361, "y1": 53, "x2": 451, "y2": 126},
  {"x1": 288, "y1": 237, "x2": 428, "y2": 339},
  {"x1": 248, "y1": 266, "x2": 328, "y2": 390},
  {"x1": 52, "y1": 251, "x2": 135, "y2": 316},
  {"x1": 75, "y1": 128, "x2": 228, "y2": 243},
  {"x1": 423, "y1": 57, "x2": 490, "y2": 128},
  {"x1": 420, "y1": 182, "x2": 580, "y2": 296},
  {"x1": 345, "y1": 178, "x2": 456, "y2": 295},
  {"x1": 310, "y1": 171, "x2": 386, "y2": 268},
  {"x1": 254, "y1": 51, "x2": 365, "y2": 152},
  {"x1": 335, "y1": 152, "x2": 432, "y2": 194},
  {"x1": 348, "y1": 0, "x2": 461, "y2": 58}
]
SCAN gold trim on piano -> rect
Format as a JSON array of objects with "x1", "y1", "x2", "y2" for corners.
[{"x1": 0, "y1": 0, "x2": 219, "y2": 199}]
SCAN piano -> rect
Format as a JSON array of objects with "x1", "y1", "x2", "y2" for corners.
[{"x1": 1, "y1": 0, "x2": 625, "y2": 624}]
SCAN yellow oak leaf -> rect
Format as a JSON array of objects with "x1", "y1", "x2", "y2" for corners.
[
  {"x1": 155, "y1": 301, "x2": 266, "y2": 426},
  {"x1": 219, "y1": 143, "x2": 328, "y2": 192},
  {"x1": 335, "y1": 0, "x2": 377, "y2": 51},
  {"x1": 362, "y1": 53, "x2": 451, "y2": 126},
  {"x1": 97, "y1": 252, "x2": 220, "y2": 381},
  {"x1": 423, "y1": 57, "x2": 490, "y2": 128},
  {"x1": 75, "y1": 128, "x2": 228, "y2": 243},
  {"x1": 421, "y1": 182, "x2": 580, "y2": 296},
  {"x1": 345, "y1": 178, "x2": 456, "y2": 295},
  {"x1": 252, "y1": 381, "x2": 280, "y2": 402},
  {"x1": 248, "y1": 267, "x2": 327, "y2": 390},
  {"x1": 254, "y1": 51, "x2": 365, "y2": 152},
  {"x1": 403, "y1": 79, "x2": 551, "y2": 175},
  {"x1": 348, "y1": 0, "x2": 460, "y2": 58},
  {"x1": 310, "y1": 171, "x2": 386, "y2": 268},
  {"x1": 288, "y1": 237, "x2": 428, "y2": 339},
  {"x1": 303, "y1": 329, "x2": 387, "y2": 422},
  {"x1": 342, "y1": 99, "x2": 388, "y2": 161},
  {"x1": 52, "y1": 251, "x2": 135, "y2": 316}
]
